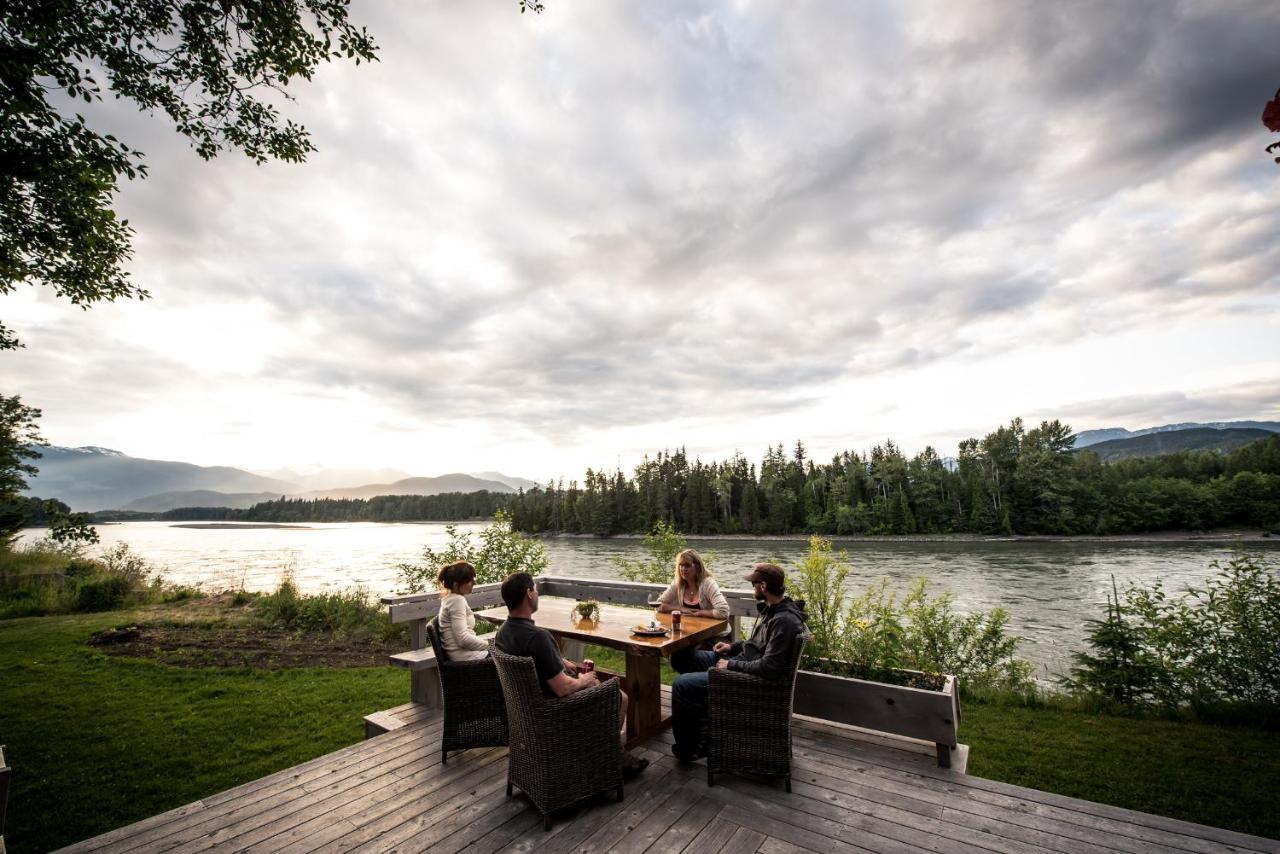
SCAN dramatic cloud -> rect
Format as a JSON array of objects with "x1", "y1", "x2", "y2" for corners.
[{"x1": 4, "y1": 0, "x2": 1278, "y2": 479}]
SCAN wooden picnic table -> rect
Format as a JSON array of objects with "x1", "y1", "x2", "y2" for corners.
[{"x1": 474, "y1": 596, "x2": 728, "y2": 746}]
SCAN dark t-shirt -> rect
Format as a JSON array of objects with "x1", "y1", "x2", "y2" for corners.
[{"x1": 495, "y1": 616, "x2": 564, "y2": 699}]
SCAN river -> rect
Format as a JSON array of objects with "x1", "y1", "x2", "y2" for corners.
[{"x1": 16, "y1": 522, "x2": 1278, "y2": 681}]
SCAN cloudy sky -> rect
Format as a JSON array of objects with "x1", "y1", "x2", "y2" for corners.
[{"x1": 5, "y1": 0, "x2": 1280, "y2": 483}]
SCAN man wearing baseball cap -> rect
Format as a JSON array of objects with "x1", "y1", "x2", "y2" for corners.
[{"x1": 669, "y1": 562, "x2": 808, "y2": 763}]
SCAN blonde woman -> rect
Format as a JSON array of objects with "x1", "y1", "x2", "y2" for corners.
[
  {"x1": 657, "y1": 549, "x2": 730, "y2": 673},
  {"x1": 435, "y1": 561, "x2": 490, "y2": 662}
]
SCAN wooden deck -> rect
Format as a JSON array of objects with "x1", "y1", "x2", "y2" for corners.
[{"x1": 57, "y1": 690, "x2": 1278, "y2": 854}]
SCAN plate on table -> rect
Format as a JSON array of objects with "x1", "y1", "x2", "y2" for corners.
[{"x1": 631, "y1": 625, "x2": 670, "y2": 637}]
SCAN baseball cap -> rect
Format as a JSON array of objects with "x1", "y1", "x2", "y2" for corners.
[{"x1": 742, "y1": 563, "x2": 785, "y2": 590}]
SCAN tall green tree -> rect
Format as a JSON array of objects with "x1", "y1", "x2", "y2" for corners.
[
  {"x1": 1, "y1": 0, "x2": 379, "y2": 349},
  {"x1": 0, "y1": 395, "x2": 42, "y2": 543}
]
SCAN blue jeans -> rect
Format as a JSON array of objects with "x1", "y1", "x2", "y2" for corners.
[{"x1": 671, "y1": 649, "x2": 719, "y2": 755}]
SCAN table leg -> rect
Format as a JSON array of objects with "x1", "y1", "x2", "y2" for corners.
[{"x1": 624, "y1": 651, "x2": 662, "y2": 744}]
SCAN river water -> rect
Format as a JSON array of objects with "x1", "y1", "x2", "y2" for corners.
[{"x1": 16, "y1": 522, "x2": 1277, "y2": 681}]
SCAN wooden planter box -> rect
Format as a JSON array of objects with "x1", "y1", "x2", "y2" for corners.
[{"x1": 792, "y1": 666, "x2": 961, "y2": 767}]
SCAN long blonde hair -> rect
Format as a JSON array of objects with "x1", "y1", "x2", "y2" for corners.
[{"x1": 673, "y1": 548, "x2": 707, "y2": 597}]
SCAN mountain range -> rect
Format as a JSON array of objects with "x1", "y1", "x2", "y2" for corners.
[
  {"x1": 22, "y1": 446, "x2": 537, "y2": 512},
  {"x1": 1075, "y1": 427, "x2": 1276, "y2": 462},
  {"x1": 1073, "y1": 420, "x2": 1280, "y2": 448}
]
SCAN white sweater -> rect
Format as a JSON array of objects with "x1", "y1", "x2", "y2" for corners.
[
  {"x1": 657, "y1": 576, "x2": 730, "y2": 619},
  {"x1": 437, "y1": 593, "x2": 490, "y2": 661}
]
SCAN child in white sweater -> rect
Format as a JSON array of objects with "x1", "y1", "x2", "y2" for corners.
[{"x1": 436, "y1": 561, "x2": 490, "y2": 661}]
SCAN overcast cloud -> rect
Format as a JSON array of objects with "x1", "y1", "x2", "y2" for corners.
[{"x1": 4, "y1": 0, "x2": 1279, "y2": 480}]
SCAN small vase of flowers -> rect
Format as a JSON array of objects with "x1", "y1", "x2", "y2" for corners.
[{"x1": 573, "y1": 599, "x2": 601, "y2": 624}]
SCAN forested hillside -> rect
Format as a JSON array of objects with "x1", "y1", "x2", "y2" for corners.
[
  {"x1": 504, "y1": 420, "x2": 1280, "y2": 536},
  {"x1": 159, "y1": 491, "x2": 510, "y2": 523}
]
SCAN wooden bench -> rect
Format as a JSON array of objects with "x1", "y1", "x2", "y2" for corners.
[{"x1": 375, "y1": 581, "x2": 508, "y2": 733}]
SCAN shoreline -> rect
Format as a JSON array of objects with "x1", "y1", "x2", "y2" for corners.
[{"x1": 532, "y1": 529, "x2": 1276, "y2": 544}]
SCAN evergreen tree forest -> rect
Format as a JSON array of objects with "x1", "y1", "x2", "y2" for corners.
[
  {"x1": 158, "y1": 491, "x2": 509, "y2": 523},
  {"x1": 505, "y1": 420, "x2": 1280, "y2": 537}
]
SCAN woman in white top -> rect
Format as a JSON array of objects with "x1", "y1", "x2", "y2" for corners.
[
  {"x1": 435, "y1": 561, "x2": 490, "y2": 662},
  {"x1": 658, "y1": 549, "x2": 730, "y2": 673}
]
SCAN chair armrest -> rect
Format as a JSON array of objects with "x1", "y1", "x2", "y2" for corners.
[
  {"x1": 709, "y1": 667, "x2": 789, "y2": 702},
  {"x1": 536, "y1": 679, "x2": 621, "y2": 736}
]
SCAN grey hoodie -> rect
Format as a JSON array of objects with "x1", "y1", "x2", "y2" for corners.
[{"x1": 726, "y1": 597, "x2": 808, "y2": 680}]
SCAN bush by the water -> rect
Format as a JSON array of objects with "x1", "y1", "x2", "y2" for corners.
[
  {"x1": 0, "y1": 540, "x2": 193, "y2": 618},
  {"x1": 252, "y1": 571, "x2": 406, "y2": 644},
  {"x1": 1065, "y1": 548, "x2": 1279, "y2": 717},
  {"x1": 397, "y1": 509, "x2": 547, "y2": 590},
  {"x1": 789, "y1": 535, "x2": 1035, "y2": 691}
]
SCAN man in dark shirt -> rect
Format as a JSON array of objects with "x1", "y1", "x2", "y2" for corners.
[
  {"x1": 495, "y1": 572, "x2": 648, "y2": 777},
  {"x1": 669, "y1": 563, "x2": 808, "y2": 762}
]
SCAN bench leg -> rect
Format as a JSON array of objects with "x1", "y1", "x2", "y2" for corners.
[
  {"x1": 412, "y1": 669, "x2": 443, "y2": 709},
  {"x1": 936, "y1": 743, "x2": 952, "y2": 768}
]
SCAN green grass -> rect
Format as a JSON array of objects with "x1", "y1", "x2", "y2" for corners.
[
  {"x1": 3, "y1": 615, "x2": 1277, "y2": 851},
  {"x1": 0, "y1": 606, "x2": 407, "y2": 853}
]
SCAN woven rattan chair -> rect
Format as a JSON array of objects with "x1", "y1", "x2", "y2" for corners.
[
  {"x1": 491, "y1": 647, "x2": 623, "y2": 830},
  {"x1": 426, "y1": 617, "x2": 508, "y2": 764},
  {"x1": 706, "y1": 632, "x2": 810, "y2": 791}
]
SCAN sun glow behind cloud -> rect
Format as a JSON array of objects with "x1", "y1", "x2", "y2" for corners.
[{"x1": 3, "y1": 0, "x2": 1278, "y2": 481}]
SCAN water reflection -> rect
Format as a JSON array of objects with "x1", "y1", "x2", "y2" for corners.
[{"x1": 16, "y1": 523, "x2": 1276, "y2": 682}]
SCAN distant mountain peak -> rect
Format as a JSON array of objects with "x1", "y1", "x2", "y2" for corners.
[
  {"x1": 40, "y1": 445, "x2": 126, "y2": 456},
  {"x1": 1074, "y1": 420, "x2": 1280, "y2": 449}
]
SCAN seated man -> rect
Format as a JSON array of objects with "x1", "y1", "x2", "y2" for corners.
[
  {"x1": 669, "y1": 563, "x2": 808, "y2": 762},
  {"x1": 495, "y1": 571, "x2": 649, "y2": 779}
]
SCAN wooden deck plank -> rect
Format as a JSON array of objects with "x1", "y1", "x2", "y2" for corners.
[
  {"x1": 757, "y1": 839, "x2": 820, "y2": 854},
  {"x1": 679, "y1": 758, "x2": 1029, "y2": 854},
  {"x1": 681, "y1": 815, "x2": 739, "y2": 854},
  {"x1": 237, "y1": 747, "x2": 506, "y2": 854},
  {"x1": 89, "y1": 725, "x2": 446, "y2": 854},
  {"x1": 493, "y1": 752, "x2": 682, "y2": 854},
  {"x1": 196, "y1": 740, "x2": 461, "y2": 852},
  {"x1": 457, "y1": 811, "x2": 544, "y2": 854},
  {"x1": 304, "y1": 750, "x2": 511, "y2": 853},
  {"x1": 717, "y1": 826, "x2": 766, "y2": 854},
  {"x1": 608, "y1": 780, "x2": 704, "y2": 854},
  {"x1": 55, "y1": 701, "x2": 1280, "y2": 854},
  {"x1": 789, "y1": 719, "x2": 1277, "y2": 853},
  {"x1": 643, "y1": 792, "x2": 722, "y2": 854},
  {"x1": 788, "y1": 731, "x2": 1274, "y2": 854}
]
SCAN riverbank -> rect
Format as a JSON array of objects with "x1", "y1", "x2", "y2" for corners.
[
  {"x1": 534, "y1": 528, "x2": 1277, "y2": 543},
  {"x1": 1, "y1": 596, "x2": 1277, "y2": 850}
]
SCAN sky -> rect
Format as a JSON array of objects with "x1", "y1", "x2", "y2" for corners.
[{"x1": 5, "y1": 0, "x2": 1280, "y2": 484}]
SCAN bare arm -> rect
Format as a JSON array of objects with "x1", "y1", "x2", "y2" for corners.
[{"x1": 548, "y1": 670, "x2": 600, "y2": 698}]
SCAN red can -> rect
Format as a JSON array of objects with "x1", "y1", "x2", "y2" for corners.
[
  {"x1": 581, "y1": 659, "x2": 594, "y2": 673},
  {"x1": 671, "y1": 610, "x2": 682, "y2": 631}
]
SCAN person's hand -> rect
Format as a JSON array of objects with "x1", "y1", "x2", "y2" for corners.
[
  {"x1": 579, "y1": 671, "x2": 600, "y2": 687},
  {"x1": 715, "y1": 659, "x2": 730, "y2": 670},
  {"x1": 713, "y1": 641, "x2": 731, "y2": 654}
]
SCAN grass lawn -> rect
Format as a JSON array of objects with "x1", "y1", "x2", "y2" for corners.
[
  {"x1": 2, "y1": 612, "x2": 1277, "y2": 851},
  {"x1": 0, "y1": 605, "x2": 407, "y2": 853}
]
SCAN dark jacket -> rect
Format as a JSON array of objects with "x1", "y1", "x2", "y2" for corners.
[{"x1": 727, "y1": 597, "x2": 808, "y2": 680}]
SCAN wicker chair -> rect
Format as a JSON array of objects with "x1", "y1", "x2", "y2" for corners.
[
  {"x1": 706, "y1": 632, "x2": 810, "y2": 792},
  {"x1": 426, "y1": 617, "x2": 508, "y2": 764},
  {"x1": 491, "y1": 647, "x2": 623, "y2": 830}
]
